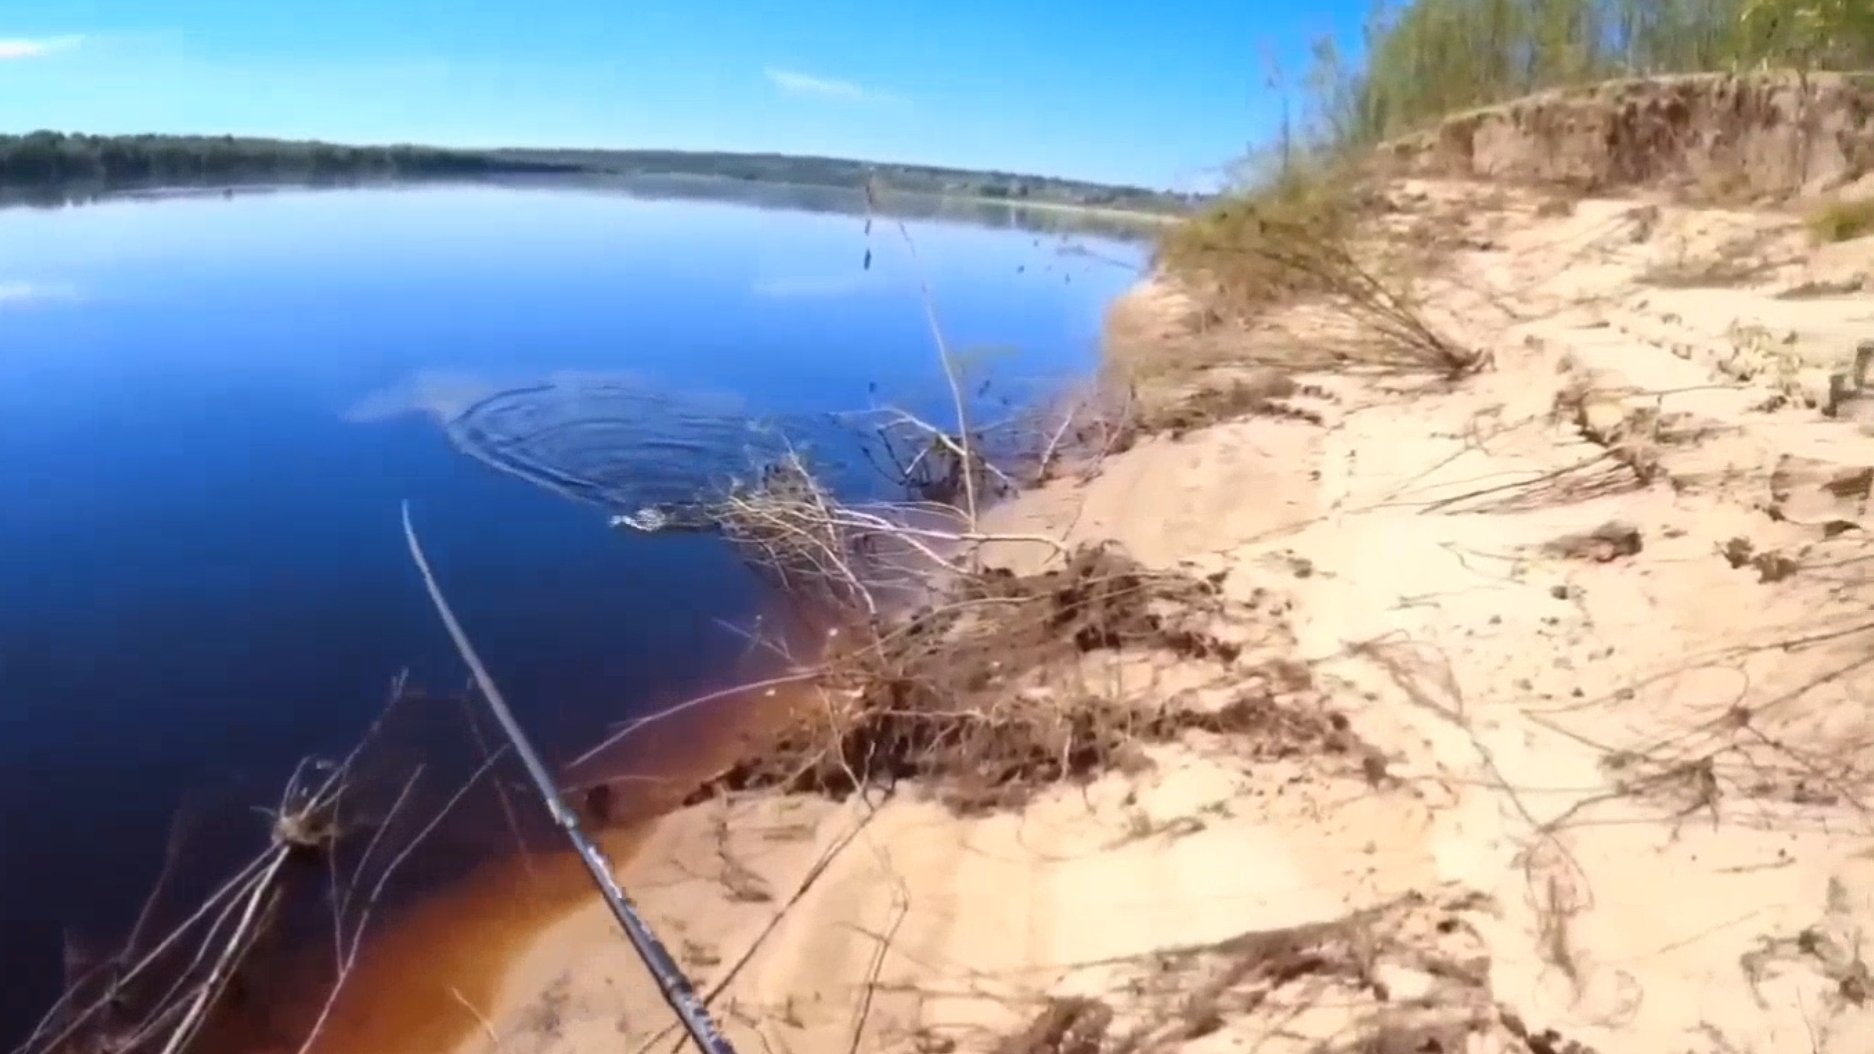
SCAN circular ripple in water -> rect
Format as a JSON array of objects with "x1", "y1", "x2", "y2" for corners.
[{"x1": 444, "y1": 373, "x2": 838, "y2": 514}]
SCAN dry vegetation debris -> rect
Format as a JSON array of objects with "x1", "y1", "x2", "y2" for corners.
[
  {"x1": 990, "y1": 890, "x2": 1604, "y2": 1054},
  {"x1": 1128, "y1": 368, "x2": 1335, "y2": 439},
  {"x1": 1540, "y1": 521, "x2": 1644, "y2": 563},
  {"x1": 688, "y1": 545, "x2": 1368, "y2": 813},
  {"x1": 18, "y1": 682, "x2": 488, "y2": 1054}
]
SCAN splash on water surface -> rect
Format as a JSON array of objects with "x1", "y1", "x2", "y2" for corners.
[{"x1": 351, "y1": 370, "x2": 855, "y2": 516}]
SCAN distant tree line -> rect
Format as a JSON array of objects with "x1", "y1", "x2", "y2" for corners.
[
  {"x1": 0, "y1": 131, "x2": 580, "y2": 188},
  {"x1": 490, "y1": 148, "x2": 1199, "y2": 213},
  {"x1": 0, "y1": 131, "x2": 1200, "y2": 215},
  {"x1": 601, "y1": 174, "x2": 1171, "y2": 240}
]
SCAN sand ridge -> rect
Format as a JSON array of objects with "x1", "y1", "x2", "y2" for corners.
[{"x1": 453, "y1": 182, "x2": 1874, "y2": 1054}]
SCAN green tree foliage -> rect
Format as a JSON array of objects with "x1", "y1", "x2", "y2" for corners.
[
  {"x1": 1296, "y1": 0, "x2": 1874, "y2": 155},
  {"x1": 1740, "y1": 0, "x2": 1874, "y2": 68}
]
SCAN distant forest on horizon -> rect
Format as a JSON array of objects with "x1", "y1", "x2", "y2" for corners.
[{"x1": 0, "y1": 131, "x2": 1202, "y2": 213}]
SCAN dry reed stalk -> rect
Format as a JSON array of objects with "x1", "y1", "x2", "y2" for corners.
[{"x1": 863, "y1": 179, "x2": 983, "y2": 532}]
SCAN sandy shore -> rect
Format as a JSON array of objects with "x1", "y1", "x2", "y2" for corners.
[{"x1": 436, "y1": 182, "x2": 1874, "y2": 1054}]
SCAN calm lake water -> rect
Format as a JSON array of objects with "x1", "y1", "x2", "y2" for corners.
[{"x1": 0, "y1": 182, "x2": 1141, "y2": 1040}]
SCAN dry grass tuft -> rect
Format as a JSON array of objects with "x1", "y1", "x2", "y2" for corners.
[{"x1": 1152, "y1": 180, "x2": 1480, "y2": 383}]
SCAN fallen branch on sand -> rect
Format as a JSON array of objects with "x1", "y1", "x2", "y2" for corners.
[{"x1": 616, "y1": 327, "x2": 1373, "y2": 813}]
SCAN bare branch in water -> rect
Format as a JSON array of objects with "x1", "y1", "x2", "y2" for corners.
[
  {"x1": 22, "y1": 739, "x2": 363, "y2": 1054},
  {"x1": 18, "y1": 665, "x2": 536, "y2": 1054}
]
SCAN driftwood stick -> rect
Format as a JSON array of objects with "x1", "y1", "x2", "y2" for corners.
[{"x1": 400, "y1": 501, "x2": 737, "y2": 1054}]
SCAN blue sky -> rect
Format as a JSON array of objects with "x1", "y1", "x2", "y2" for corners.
[{"x1": 0, "y1": 0, "x2": 1369, "y2": 189}]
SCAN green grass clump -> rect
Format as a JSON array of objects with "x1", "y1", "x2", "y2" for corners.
[{"x1": 1807, "y1": 198, "x2": 1874, "y2": 243}]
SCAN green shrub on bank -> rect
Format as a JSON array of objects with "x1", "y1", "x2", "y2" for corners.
[{"x1": 1807, "y1": 197, "x2": 1874, "y2": 242}]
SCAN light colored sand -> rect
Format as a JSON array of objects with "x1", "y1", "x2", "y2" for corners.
[{"x1": 456, "y1": 187, "x2": 1874, "y2": 1054}]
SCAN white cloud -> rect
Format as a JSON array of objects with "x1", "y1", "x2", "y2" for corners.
[
  {"x1": 0, "y1": 281, "x2": 79, "y2": 305},
  {"x1": 764, "y1": 67, "x2": 899, "y2": 105},
  {"x1": 0, "y1": 35, "x2": 83, "y2": 60}
]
